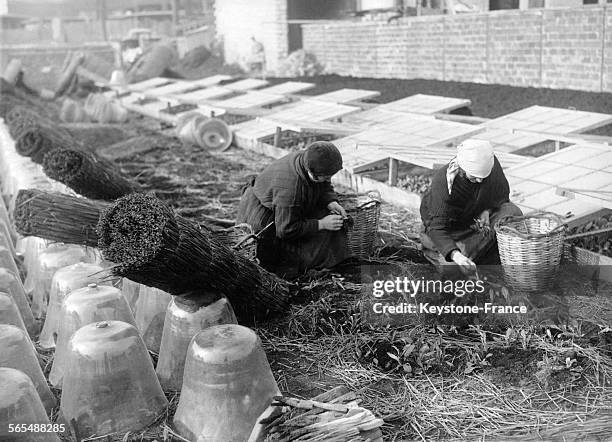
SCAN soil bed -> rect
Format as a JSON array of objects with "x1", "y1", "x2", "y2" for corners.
[
  {"x1": 259, "y1": 130, "x2": 338, "y2": 152},
  {"x1": 16, "y1": 72, "x2": 612, "y2": 440}
]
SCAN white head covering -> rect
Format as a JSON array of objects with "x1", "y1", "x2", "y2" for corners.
[{"x1": 446, "y1": 139, "x2": 495, "y2": 195}]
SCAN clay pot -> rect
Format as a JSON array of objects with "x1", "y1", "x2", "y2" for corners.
[
  {"x1": 173, "y1": 324, "x2": 279, "y2": 441},
  {"x1": 175, "y1": 112, "x2": 208, "y2": 145},
  {"x1": 38, "y1": 263, "x2": 105, "y2": 348},
  {"x1": 156, "y1": 297, "x2": 237, "y2": 391},
  {"x1": 60, "y1": 98, "x2": 88, "y2": 123},
  {"x1": 0, "y1": 325, "x2": 56, "y2": 413},
  {"x1": 60, "y1": 321, "x2": 168, "y2": 439},
  {"x1": 49, "y1": 283, "x2": 135, "y2": 388},
  {"x1": 0, "y1": 367, "x2": 61, "y2": 442}
]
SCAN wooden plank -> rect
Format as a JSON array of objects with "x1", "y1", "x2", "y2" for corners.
[
  {"x1": 257, "y1": 81, "x2": 315, "y2": 95},
  {"x1": 174, "y1": 86, "x2": 233, "y2": 101},
  {"x1": 380, "y1": 94, "x2": 472, "y2": 115},
  {"x1": 223, "y1": 78, "x2": 269, "y2": 91},
  {"x1": 557, "y1": 187, "x2": 612, "y2": 210},
  {"x1": 433, "y1": 113, "x2": 490, "y2": 124},
  {"x1": 308, "y1": 88, "x2": 381, "y2": 104},
  {"x1": 128, "y1": 77, "x2": 173, "y2": 91},
  {"x1": 388, "y1": 158, "x2": 399, "y2": 186},
  {"x1": 190, "y1": 74, "x2": 233, "y2": 88},
  {"x1": 511, "y1": 129, "x2": 612, "y2": 147},
  {"x1": 145, "y1": 80, "x2": 198, "y2": 97},
  {"x1": 232, "y1": 103, "x2": 361, "y2": 143},
  {"x1": 212, "y1": 92, "x2": 285, "y2": 109},
  {"x1": 258, "y1": 118, "x2": 363, "y2": 135}
]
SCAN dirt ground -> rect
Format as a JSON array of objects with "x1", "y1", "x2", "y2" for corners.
[
  {"x1": 79, "y1": 113, "x2": 612, "y2": 440},
  {"x1": 8, "y1": 64, "x2": 612, "y2": 439}
]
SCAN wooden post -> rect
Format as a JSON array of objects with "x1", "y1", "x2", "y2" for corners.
[
  {"x1": 273, "y1": 126, "x2": 282, "y2": 147},
  {"x1": 388, "y1": 158, "x2": 399, "y2": 186}
]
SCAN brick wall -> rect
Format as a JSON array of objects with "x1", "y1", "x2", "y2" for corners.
[
  {"x1": 303, "y1": 6, "x2": 612, "y2": 93},
  {"x1": 605, "y1": 9, "x2": 612, "y2": 91},
  {"x1": 541, "y1": 8, "x2": 605, "y2": 91},
  {"x1": 487, "y1": 11, "x2": 542, "y2": 87},
  {"x1": 214, "y1": 0, "x2": 288, "y2": 72}
]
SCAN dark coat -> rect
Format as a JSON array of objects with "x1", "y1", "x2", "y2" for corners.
[
  {"x1": 246, "y1": 151, "x2": 337, "y2": 239},
  {"x1": 419, "y1": 156, "x2": 511, "y2": 260},
  {"x1": 236, "y1": 152, "x2": 347, "y2": 275}
]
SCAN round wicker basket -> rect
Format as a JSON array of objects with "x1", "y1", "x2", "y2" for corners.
[
  {"x1": 495, "y1": 212, "x2": 566, "y2": 292},
  {"x1": 337, "y1": 191, "x2": 382, "y2": 260},
  {"x1": 213, "y1": 224, "x2": 258, "y2": 262}
]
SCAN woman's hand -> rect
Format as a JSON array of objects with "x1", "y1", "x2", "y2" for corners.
[
  {"x1": 327, "y1": 201, "x2": 347, "y2": 218},
  {"x1": 478, "y1": 209, "x2": 490, "y2": 228},
  {"x1": 451, "y1": 250, "x2": 477, "y2": 276},
  {"x1": 319, "y1": 214, "x2": 344, "y2": 231}
]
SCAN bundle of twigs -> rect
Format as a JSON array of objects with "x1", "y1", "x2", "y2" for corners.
[
  {"x1": 97, "y1": 193, "x2": 291, "y2": 320},
  {"x1": 5, "y1": 105, "x2": 46, "y2": 139},
  {"x1": 6, "y1": 106, "x2": 81, "y2": 163},
  {"x1": 0, "y1": 94, "x2": 27, "y2": 120},
  {"x1": 0, "y1": 79, "x2": 54, "y2": 119},
  {"x1": 13, "y1": 189, "x2": 104, "y2": 247},
  {"x1": 42, "y1": 148, "x2": 140, "y2": 200}
]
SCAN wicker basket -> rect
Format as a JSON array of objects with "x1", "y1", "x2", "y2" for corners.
[
  {"x1": 495, "y1": 211, "x2": 566, "y2": 292},
  {"x1": 337, "y1": 191, "x2": 382, "y2": 259},
  {"x1": 213, "y1": 223, "x2": 258, "y2": 262}
]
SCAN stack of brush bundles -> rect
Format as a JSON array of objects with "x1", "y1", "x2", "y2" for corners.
[
  {"x1": 14, "y1": 189, "x2": 104, "y2": 247},
  {"x1": 5, "y1": 105, "x2": 82, "y2": 164},
  {"x1": 97, "y1": 193, "x2": 290, "y2": 321},
  {"x1": 14, "y1": 190, "x2": 291, "y2": 321}
]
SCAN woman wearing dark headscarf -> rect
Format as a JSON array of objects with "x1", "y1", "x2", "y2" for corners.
[{"x1": 236, "y1": 141, "x2": 349, "y2": 276}]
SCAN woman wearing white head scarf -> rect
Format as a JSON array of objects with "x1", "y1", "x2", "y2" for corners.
[{"x1": 419, "y1": 139, "x2": 522, "y2": 277}]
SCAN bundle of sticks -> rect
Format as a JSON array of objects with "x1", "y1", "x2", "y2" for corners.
[
  {"x1": 97, "y1": 193, "x2": 291, "y2": 321},
  {"x1": 6, "y1": 106, "x2": 82, "y2": 164},
  {"x1": 42, "y1": 148, "x2": 140, "y2": 200},
  {"x1": 13, "y1": 189, "x2": 104, "y2": 247},
  {"x1": 0, "y1": 79, "x2": 52, "y2": 119},
  {"x1": 260, "y1": 387, "x2": 384, "y2": 442},
  {"x1": 0, "y1": 94, "x2": 29, "y2": 120}
]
